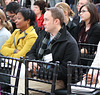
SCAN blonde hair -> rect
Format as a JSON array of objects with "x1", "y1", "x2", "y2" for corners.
[
  {"x1": 0, "y1": 9, "x2": 12, "y2": 31},
  {"x1": 55, "y1": 2, "x2": 75, "y2": 17}
]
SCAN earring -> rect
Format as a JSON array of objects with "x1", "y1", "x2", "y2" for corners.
[{"x1": 27, "y1": 23, "x2": 30, "y2": 28}]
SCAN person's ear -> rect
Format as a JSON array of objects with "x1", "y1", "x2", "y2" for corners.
[
  {"x1": 54, "y1": 18, "x2": 60, "y2": 25},
  {"x1": 27, "y1": 19, "x2": 30, "y2": 25}
]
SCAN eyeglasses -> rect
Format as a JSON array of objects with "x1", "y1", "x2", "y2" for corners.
[
  {"x1": 79, "y1": 10, "x2": 88, "y2": 13},
  {"x1": 7, "y1": 15, "x2": 15, "y2": 19},
  {"x1": 77, "y1": 2, "x2": 85, "y2": 6}
]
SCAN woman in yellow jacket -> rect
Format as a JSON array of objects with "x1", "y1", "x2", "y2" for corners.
[
  {"x1": 0, "y1": 7, "x2": 38, "y2": 58},
  {"x1": 0, "y1": 7, "x2": 38, "y2": 94}
]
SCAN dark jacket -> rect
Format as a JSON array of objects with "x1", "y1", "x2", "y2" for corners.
[
  {"x1": 27, "y1": 25, "x2": 79, "y2": 85},
  {"x1": 73, "y1": 15, "x2": 80, "y2": 25},
  {"x1": 72, "y1": 22, "x2": 100, "y2": 45},
  {"x1": 66, "y1": 19, "x2": 77, "y2": 35}
]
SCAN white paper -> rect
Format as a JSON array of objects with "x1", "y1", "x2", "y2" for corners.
[
  {"x1": 43, "y1": 53, "x2": 53, "y2": 62},
  {"x1": 71, "y1": 80, "x2": 100, "y2": 93}
]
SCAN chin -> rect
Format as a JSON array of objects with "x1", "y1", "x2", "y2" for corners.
[
  {"x1": 45, "y1": 28, "x2": 47, "y2": 31},
  {"x1": 16, "y1": 26, "x2": 20, "y2": 29}
]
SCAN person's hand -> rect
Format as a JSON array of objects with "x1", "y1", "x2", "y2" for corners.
[
  {"x1": 28, "y1": 62, "x2": 37, "y2": 75},
  {"x1": 16, "y1": 49, "x2": 19, "y2": 53},
  {"x1": 94, "y1": 51, "x2": 97, "y2": 55},
  {"x1": 83, "y1": 74, "x2": 98, "y2": 84},
  {"x1": 81, "y1": 48, "x2": 87, "y2": 54}
]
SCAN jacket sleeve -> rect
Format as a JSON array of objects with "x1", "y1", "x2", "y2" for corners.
[
  {"x1": 88, "y1": 23, "x2": 100, "y2": 45},
  {"x1": 57, "y1": 40, "x2": 79, "y2": 84}
]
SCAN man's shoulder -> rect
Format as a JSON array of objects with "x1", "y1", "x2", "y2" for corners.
[{"x1": 64, "y1": 30, "x2": 77, "y2": 45}]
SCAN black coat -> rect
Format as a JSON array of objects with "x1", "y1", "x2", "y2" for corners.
[
  {"x1": 73, "y1": 15, "x2": 80, "y2": 25},
  {"x1": 72, "y1": 22, "x2": 100, "y2": 45},
  {"x1": 27, "y1": 25, "x2": 79, "y2": 85},
  {"x1": 66, "y1": 19, "x2": 77, "y2": 35}
]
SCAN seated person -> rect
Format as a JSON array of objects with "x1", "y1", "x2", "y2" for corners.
[
  {"x1": 73, "y1": 0, "x2": 93, "y2": 25},
  {"x1": 0, "y1": 7, "x2": 38, "y2": 58},
  {"x1": 73, "y1": 3, "x2": 100, "y2": 54},
  {"x1": 55, "y1": 2, "x2": 77, "y2": 35},
  {"x1": 27, "y1": 7, "x2": 79, "y2": 94},
  {"x1": 0, "y1": 9, "x2": 12, "y2": 49},
  {"x1": 0, "y1": 7, "x2": 38, "y2": 94},
  {"x1": 33, "y1": 0, "x2": 48, "y2": 34},
  {"x1": 5, "y1": 2, "x2": 21, "y2": 33}
]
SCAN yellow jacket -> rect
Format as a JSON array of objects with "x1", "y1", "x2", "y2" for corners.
[{"x1": 0, "y1": 26, "x2": 38, "y2": 58}]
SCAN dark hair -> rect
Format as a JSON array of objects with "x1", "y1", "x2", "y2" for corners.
[
  {"x1": 79, "y1": 3, "x2": 99, "y2": 25},
  {"x1": 6, "y1": 2, "x2": 21, "y2": 14},
  {"x1": 34, "y1": 1, "x2": 48, "y2": 14},
  {"x1": 46, "y1": 7, "x2": 64, "y2": 26},
  {"x1": 17, "y1": 7, "x2": 36, "y2": 26}
]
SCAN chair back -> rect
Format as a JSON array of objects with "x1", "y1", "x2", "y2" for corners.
[
  {"x1": 67, "y1": 63, "x2": 100, "y2": 95},
  {"x1": 78, "y1": 43, "x2": 97, "y2": 66},
  {"x1": 0, "y1": 55, "x2": 23, "y2": 95},
  {"x1": 25, "y1": 57, "x2": 59, "y2": 95}
]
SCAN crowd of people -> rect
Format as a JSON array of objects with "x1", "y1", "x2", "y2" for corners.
[{"x1": 0, "y1": 0, "x2": 100, "y2": 95}]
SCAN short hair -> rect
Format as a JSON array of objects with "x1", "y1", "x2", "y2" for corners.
[
  {"x1": 86, "y1": 0, "x2": 93, "y2": 3},
  {"x1": 46, "y1": 7, "x2": 65, "y2": 26},
  {"x1": 55, "y1": 2, "x2": 75, "y2": 17},
  {"x1": 6, "y1": 2, "x2": 21, "y2": 14},
  {"x1": 17, "y1": 7, "x2": 36, "y2": 26},
  {"x1": 0, "y1": 9, "x2": 12, "y2": 31},
  {"x1": 34, "y1": 1, "x2": 48, "y2": 14},
  {"x1": 79, "y1": 3, "x2": 99, "y2": 25}
]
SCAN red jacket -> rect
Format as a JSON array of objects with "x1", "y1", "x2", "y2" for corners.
[{"x1": 36, "y1": 14, "x2": 44, "y2": 28}]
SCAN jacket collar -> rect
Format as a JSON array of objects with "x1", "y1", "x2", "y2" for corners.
[
  {"x1": 44, "y1": 23, "x2": 69, "y2": 43},
  {"x1": 18, "y1": 26, "x2": 34, "y2": 38},
  {"x1": 56, "y1": 23, "x2": 69, "y2": 42},
  {"x1": 14, "y1": 26, "x2": 34, "y2": 47}
]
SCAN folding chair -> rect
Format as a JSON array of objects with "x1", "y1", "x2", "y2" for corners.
[
  {"x1": 67, "y1": 63, "x2": 100, "y2": 95},
  {"x1": 78, "y1": 42, "x2": 97, "y2": 58},
  {"x1": 0, "y1": 55, "x2": 23, "y2": 95},
  {"x1": 25, "y1": 57, "x2": 59, "y2": 95}
]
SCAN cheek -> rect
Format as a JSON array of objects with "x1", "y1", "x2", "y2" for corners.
[{"x1": 85, "y1": 14, "x2": 90, "y2": 19}]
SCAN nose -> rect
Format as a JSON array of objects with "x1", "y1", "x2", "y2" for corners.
[{"x1": 15, "y1": 19, "x2": 17, "y2": 24}]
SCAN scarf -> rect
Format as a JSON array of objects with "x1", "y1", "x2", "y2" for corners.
[{"x1": 38, "y1": 31, "x2": 61, "y2": 60}]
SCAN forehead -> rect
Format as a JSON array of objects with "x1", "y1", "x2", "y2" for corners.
[
  {"x1": 5, "y1": 0, "x2": 11, "y2": 1},
  {"x1": 34, "y1": 5, "x2": 40, "y2": 8},
  {"x1": 44, "y1": 11, "x2": 52, "y2": 18},
  {"x1": 79, "y1": 0, "x2": 88, "y2": 4},
  {"x1": 17, "y1": 12, "x2": 23, "y2": 16},
  {"x1": 81, "y1": 6, "x2": 87, "y2": 10},
  {"x1": 6, "y1": 11, "x2": 15, "y2": 15}
]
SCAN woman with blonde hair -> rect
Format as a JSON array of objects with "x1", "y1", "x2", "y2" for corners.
[
  {"x1": 0, "y1": 9, "x2": 12, "y2": 49},
  {"x1": 55, "y1": 2, "x2": 77, "y2": 35}
]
